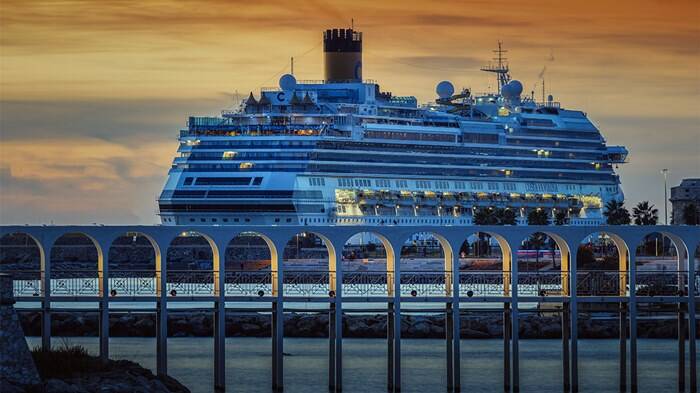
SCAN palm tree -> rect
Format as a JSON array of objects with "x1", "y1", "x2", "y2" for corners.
[
  {"x1": 554, "y1": 210, "x2": 569, "y2": 225},
  {"x1": 632, "y1": 201, "x2": 658, "y2": 225},
  {"x1": 603, "y1": 200, "x2": 631, "y2": 225},
  {"x1": 527, "y1": 209, "x2": 550, "y2": 225},
  {"x1": 682, "y1": 203, "x2": 699, "y2": 225},
  {"x1": 497, "y1": 208, "x2": 517, "y2": 225}
]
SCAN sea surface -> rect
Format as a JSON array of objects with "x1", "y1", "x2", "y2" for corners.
[{"x1": 26, "y1": 337, "x2": 694, "y2": 393}]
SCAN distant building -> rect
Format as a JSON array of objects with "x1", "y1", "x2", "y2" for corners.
[{"x1": 670, "y1": 178, "x2": 700, "y2": 224}]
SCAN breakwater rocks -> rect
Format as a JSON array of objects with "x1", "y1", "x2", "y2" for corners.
[
  {"x1": 29, "y1": 358, "x2": 190, "y2": 393},
  {"x1": 18, "y1": 311, "x2": 699, "y2": 339}
]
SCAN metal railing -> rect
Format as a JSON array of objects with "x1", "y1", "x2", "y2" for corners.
[
  {"x1": 400, "y1": 271, "x2": 452, "y2": 297},
  {"x1": 166, "y1": 270, "x2": 217, "y2": 297},
  {"x1": 635, "y1": 271, "x2": 688, "y2": 296},
  {"x1": 109, "y1": 270, "x2": 158, "y2": 297},
  {"x1": 342, "y1": 271, "x2": 392, "y2": 296},
  {"x1": 459, "y1": 271, "x2": 510, "y2": 297},
  {"x1": 517, "y1": 271, "x2": 568, "y2": 296},
  {"x1": 283, "y1": 270, "x2": 334, "y2": 297},
  {"x1": 2, "y1": 270, "x2": 42, "y2": 297},
  {"x1": 51, "y1": 270, "x2": 101, "y2": 296},
  {"x1": 224, "y1": 270, "x2": 274, "y2": 297},
  {"x1": 576, "y1": 270, "x2": 627, "y2": 296}
]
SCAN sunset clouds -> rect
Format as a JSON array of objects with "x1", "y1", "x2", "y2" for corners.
[{"x1": 1, "y1": 0, "x2": 698, "y2": 224}]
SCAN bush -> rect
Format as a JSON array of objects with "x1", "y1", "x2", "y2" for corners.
[{"x1": 31, "y1": 341, "x2": 107, "y2": 379}]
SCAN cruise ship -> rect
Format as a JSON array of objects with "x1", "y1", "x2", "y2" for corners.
[{"x1": 158, "y1": 28, "x2": 628, "y2": 226}]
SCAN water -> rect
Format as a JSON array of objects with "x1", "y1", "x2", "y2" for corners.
[{"x1": 26, "y1": 337, "x2": 694, "y2": 392}]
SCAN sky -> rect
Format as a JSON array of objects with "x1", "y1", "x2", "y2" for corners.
[{"x1": 1, "y1": 0, "x2": 699, "y2": 225}]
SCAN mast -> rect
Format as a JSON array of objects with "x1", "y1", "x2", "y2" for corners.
[{"x1": 480, "y1": 41, "x2": 511, "y2": 94}]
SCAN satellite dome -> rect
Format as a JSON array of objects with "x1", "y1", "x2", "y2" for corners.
[
  {"x1": 279, "y1": 74, "x2": 297, "y2": 91},
  {"x1": 509, "y1": 80, "x2": 523, "y2": 96},
  {"x1": 501, "y1": 83, "x2": 514, "y2": 98},
  {"x1": 436, "y1": 81, "x2": 455, "y2": 99},
  {"x1": 548, "y1": 94, "x2": 554, "y2": 102}
]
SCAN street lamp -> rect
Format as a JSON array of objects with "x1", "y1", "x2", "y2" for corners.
[{"x1": 661, "y1": 169, "x2": 669, "y2": 225}]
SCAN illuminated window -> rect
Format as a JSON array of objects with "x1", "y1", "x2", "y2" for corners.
[
  {"x1": 239, "y1": 162, "x2": 254, "y2": 169},
  {"x1": 222, "y1": 151, "x2": 237, "y2": 160}
]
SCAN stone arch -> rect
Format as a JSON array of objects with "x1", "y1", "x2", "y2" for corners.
[
  {"x1": 281, "y1": 231, "x2": 334, "y2": 271},
  {"x1": 48, "y1": 232, "x2": 104, "y2": 296},
  {"x1": 575, "y1": 231, "x2": 630, "y2": 296},
  {"x1": 106, "y1": 232, "x2": 162, "y2": 297},
  {"x1": 224, "y1": 231, "x2": 277, "y2": 271},
  {"x1": 399, "y1": 231, "x2": 453, "y2": 272},
  {"x1": 398, "y1": 231, "x2": 454, "y2": 297},
  {"x1": 456, "y1": 230, "x2": 512, "y2": 297},
  {"x1": 0, "y1": 232, "x2": 44, "y2": 297},
  {"x1": 513, "y1": 230, "x2": 569, "y2": 296},
  {"x1": 165, "y1": 231, "x2": 219, "y2": 296},
  {"x1": 341, "y1": 231, "x2": 396, "y2": 297},
  {"x1": 634, "y1": 230, "x2": 689, "y2": 296}
]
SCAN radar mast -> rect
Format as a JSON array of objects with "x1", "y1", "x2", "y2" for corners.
[{"x1": 480, "y1": 41, "x2": 511, "y2": 94}]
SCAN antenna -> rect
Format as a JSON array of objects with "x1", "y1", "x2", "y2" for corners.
[
  {"x1": 542, "y1": 78, "x2": 545, "y2": 103},
  {"x1": 351, "y1": 18, "x2": 354, "y2": 30},
  {"x1": 291, "y1": 57, "x2": 294, "y2": 75},
  {"x1": 480, "y1": 41, "x2": 511, "y2": 93}
]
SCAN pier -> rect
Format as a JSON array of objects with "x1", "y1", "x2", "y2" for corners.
[{"x1": 1, "y1": 224, "x2": 698, "y2": 392}]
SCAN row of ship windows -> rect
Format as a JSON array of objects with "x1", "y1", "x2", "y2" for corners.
[
  {"x1": 163, "y1": 216, "x2": 476, "y2": 225},
  {"x1": 315, "y1": 178, "x2": 580, "y2": 194},
  {"x1": 187, "y1": 140, "x2": 605, "y2": 159}
]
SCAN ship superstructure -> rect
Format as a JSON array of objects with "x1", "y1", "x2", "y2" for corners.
[{"x1": 158, "y1": 28, "x2": 628, "y2": 226}]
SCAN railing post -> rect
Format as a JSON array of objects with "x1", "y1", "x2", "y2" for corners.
[
  {"x1": 628, "y1": 251, "x2": 637, "y2": 393},
  {"x1": 334, "y1": 258, "x2": 343, "y2": 391},
  {"x1": 569, "y1": 251, "x2": 578, "y2": 392},
  {"x1": 157, "y1": 239, "x2": 168, "y2": 378},
  {"x1": 619, "y1": 302, "x2": 627, "y2": 392},
  {"x1": 214, "y1": 245, "x2": 226, "y2": 392},
  {"x1": 510, "y1": 248, "x2": 520, "y2": 392},
  {"x1": 392, "y1": 248, "x2": 401, "y2": 391},
  {"x1": 687, "y1": 242, "x2": 696, "y2": 393},
  {"x1": 41, "y1": 242, "x2": 51, "y2": 351},
  {"x1": 451, "y1": 249, "x2": 460, "y2": 391},
  {"x1": 272, "y1": 252, "x2": 284, "y2": 391},
  {"x1": 99, "y1": 244, "x2": 109, "y2": 361}
]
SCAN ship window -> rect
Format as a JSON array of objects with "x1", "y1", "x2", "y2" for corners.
[
  {"x1": 190, "y1": 218, "x2": 195, "y2": 222},
  {"x1": 223, "y1": 218, "x2": 229, "y2": 222},
  {"x1": 234, "y1": 218, "x2": 239, "y2": 222},
  {"x1": 200, "y1": 218, "x2": 206, "y2": 222},
  {"x1": 212, "y1": 218, "x2": 217, "y2": 222},
  {"x1": 275, "y1": 218, "x2": 280, "y2": 223},
  {"x1": 253, "y1": 177, "x2": 263, "y2": 185},
  {"x1": 286, "y1": 218, "x2": 292, "y2": 222},
  {"x1": 239, "y1": 162, "x2": 254, "y2": 169},
  {"x1": 222, "y1": 151, "x2": 238, "y2": 160},
  {"x1": 183, "y1": 177, "x2": 194, "y2": 186},
  {"x1": 245, "y1": 218, "x2": 250, "y2": 222}
]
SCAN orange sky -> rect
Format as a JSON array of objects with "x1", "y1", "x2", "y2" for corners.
[{"x1": 1, "y1": 0, "x2": 699, "y2": 224}]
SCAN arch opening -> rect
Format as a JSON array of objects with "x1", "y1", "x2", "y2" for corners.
[
  {"x1": 342, "y1": 232, "x2": 394, "y2": 297},
  {"x1": 399, "y1": 232, "x2": 452, "y2": 297},
  {"x1": 0, "y1": 232, "x2": 43, "y2": 297},
  {"x1": 516, "y1": 231, "x2": 568, "y2": 297},
  {"x1": 282, "y1": 232, "x2": 333, "y2": 297},
  {"x1": 576, "y1": 232, "x2": 628, "y2": 297},
  {"x1": 224, "y1": 232, "x2": 275, "y2": 297},
  {"x1": 107, "y1": 232, "x2": 160, "y2": 297},
  {"x1": 165, "y1": 231, "x2": 217, "y2": 297},
  {"x1": 634, "y1": 231, "x2": 685, "y2": 297},
  {"x1": 50, "y1": 233, "x2": 102, "y2": 297},
  {"x1": 458, "y1": 231, "x2": 509, "y2": 297}
]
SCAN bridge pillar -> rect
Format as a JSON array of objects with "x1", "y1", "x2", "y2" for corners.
[
  {"x1": 562, "y1": 303, "x2": 570, "y2": 392},
  {"x1": 619, "y1": 302, "x2": 627, "y2": 392},
  {"x1": 41, "y1": 240, "x2": 51, "y2": 351},
  {"x1": 391, "y1": 242, "x2": 402, "y2": 391},
  {"x1": 156, "y1": 236, "x2": 169, "y2": 378},
  {"x1": 448, "y1": 244, "x2": 460, "y2": 391},
  {"x1": 99, "y1": 238, "x2": 109, "y2": 361},
  {"x1": 503, "y1": 303, "x2": 511, "y2": 392},
  {"x1": 686, "y1": 239, "x2": 696, "y2": 392},
  {"x1": 214, "y1": 242, "x2": 226, "y2": 392},
  {"x1": 510, "y1": 248, "x2": 520, "y2": 392},
  {"x1": 271, "y1": 236, "x2": 284, "y2": 392},
  {"x1": 628, "y1": 251, "x2": 637, "y2": 393},
  {"x1": 569, "y1": 250, "x2": 579, "y2": 392}
]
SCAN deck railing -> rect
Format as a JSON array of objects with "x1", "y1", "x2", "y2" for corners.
[
  {"x1": 517, "y1": 271, "x2": 568, "y2": 296},
  {"x1": 224, "y1": 270, "x2": 274, "y2": 297},
  {"x1": 109, "y1": 270, "x2": 158, "y2": 297},
  {"x1": 283, "y1": 270, "x2": 334, "y2": 297},
  {"x1": 166, "y1": 270, "x2": 217, "y2": 297},
  {"x1": 459, "y1": 270, "x2": 510, "y2": 297},
  {"x1": 576, "y1": 270, "x2": 627, "y2": 296},
  {"x1": 400, "y1": 271, "x2": 452, "y2": 297},
  {"x1": 342, "y1": 271, "x2": 392, "y2": 296}
]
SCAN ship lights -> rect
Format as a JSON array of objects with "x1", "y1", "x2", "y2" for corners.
[
  {"x1": 239, "y1": 162, "x2": 254, "y2": 169},
  {"x1": 222, "y1": 151, "x2": 238, "y2": 160}
]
